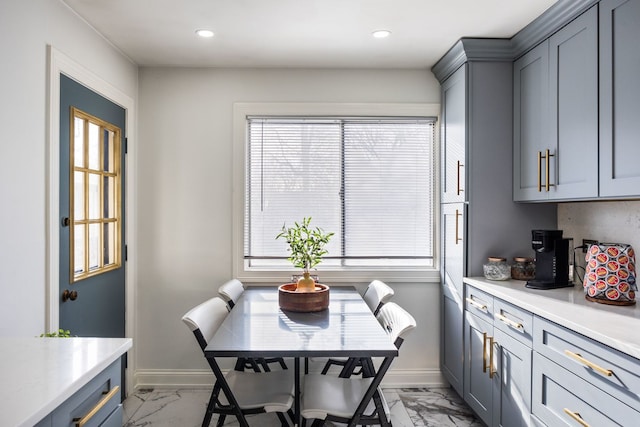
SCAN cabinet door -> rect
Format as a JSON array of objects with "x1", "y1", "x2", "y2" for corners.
[
  {"x1": 549, "y1": 6, "x2": 598, "y2": 199},
  {"x1": 494, "y1": 328, "x2": 532, "y2": 427},
  {"x1": 513, "y1": 42, "x2": 551, "y2": 201},
  {"x1": 441, "y1": 203, "x2": 466, "y2": 395},
  {"x1": 441, "y1": 65, "x2": 467, "y2": 203},
  {"x1": 464, "y1": 311, "x2": 494, "y2": 426},
  {"x1": 599, "y1": 0, "x2": 640, "y2": 197}
]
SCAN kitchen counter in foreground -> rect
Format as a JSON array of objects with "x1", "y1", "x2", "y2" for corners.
[
  {"x1": 464, "y1": 277, "x2": 640, "y2": 360},
  {"x1": 0, "y1": 337, "x2": 132, "y2": 427}
]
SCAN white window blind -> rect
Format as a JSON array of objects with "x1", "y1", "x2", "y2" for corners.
[{"x1": 245, "y1": 116, "x2": 436, "y2": 269}]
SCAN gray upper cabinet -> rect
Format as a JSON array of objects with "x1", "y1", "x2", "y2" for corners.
[
  {"x1": 513, "y1": 42, "x2": 550, "y2": 201},
  {"x1": 599, "y1": 0, "x2": 640, "y2": 197},
  {"x1": 441, "y1": 66, "x2": 467, "y2": 204},
  {"x1": 514, "y1": 6, "x2": 598, "y2": 202}
]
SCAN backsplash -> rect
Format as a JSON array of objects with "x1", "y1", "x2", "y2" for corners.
[{"x1": 558, "y1": 201, "x2": 640, "y2": 283}]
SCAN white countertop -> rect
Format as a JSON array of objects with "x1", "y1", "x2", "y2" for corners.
[
  {"x1": 464, "y1": 277, "x2": 640, "y2": 360},
  {"x1": 0, "y1": 337, "x2": 132, "y2": 427}
]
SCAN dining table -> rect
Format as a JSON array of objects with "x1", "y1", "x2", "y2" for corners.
[{"x1": 204, "y1": 285, "x2": 399, "y2": 427}]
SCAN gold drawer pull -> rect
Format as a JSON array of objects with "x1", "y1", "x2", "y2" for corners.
[
  {"x1": 564, "y1": 350, "x2": 613, "y2": 377},
  {"x1": 563, "y1": 408, "x2": 590, "y2": 427},
  {"x1": 465, "y1": 297, "x2": 487, "y2": 311},
  {"x1": 457, "y1": 160, "x2": 464, "y2": 195},
  {"x1": 73, "y1": 385, "x2": 120, "y2": 427},
  {"x1": 488, "y1": 335, "x2": 496, "y2": 379},
  {"x1": 495, "y1": 312, "x2": 524, "y2": 331}
]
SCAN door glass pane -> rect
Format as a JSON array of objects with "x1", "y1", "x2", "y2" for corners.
[
  {"x1": 104, "y1": 129, "x2": 115, "y2": 173},
  {"x1": 88, "y1": 122, "x2": 100, "y2": 170},
  {"x1": 104, "y1": 222, "x2": 115, "y2": 265},
  {"x1": 74, "y1": 224, "x2": 85, "y2": 274},
  {"x1": 88, "y1": 173, "x2": 100, "y2": 219},
  {"x1": 89, "y1": 223, "x2": 100, "y2": 270},
  {"x1": 104, "y1": 176, "x2": 115, "y2": 218},
  {"x1": 74, "y1": 117, "x2": 85, "y2": 167},
  {"x1": 74, "y1": 172, "x2": 85, "y2": 220}
]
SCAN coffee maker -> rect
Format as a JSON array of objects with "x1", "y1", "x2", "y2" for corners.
[{"x1": 526, "y1": 230, "x2": 572, "y2": 289}]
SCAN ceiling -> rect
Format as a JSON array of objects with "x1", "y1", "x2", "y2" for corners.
[{"x1": 62, "y1": 0, "x2": 557, "y2": 69}]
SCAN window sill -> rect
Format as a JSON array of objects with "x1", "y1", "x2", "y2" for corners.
[{"x1": 236, "y1": 267, "x2": 441, "y2": 284}]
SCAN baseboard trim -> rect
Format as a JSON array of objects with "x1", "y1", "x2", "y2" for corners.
[{"x1": 133, "y1": 368, "x2": 447, "y2": 391}]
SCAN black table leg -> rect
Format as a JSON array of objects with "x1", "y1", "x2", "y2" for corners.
[{"x1": 295, "y1": 357, "x2": 301, "y2": 426}]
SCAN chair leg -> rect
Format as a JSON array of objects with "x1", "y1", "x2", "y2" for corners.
[
  {"x1": 278, "y1": 357, "x2": 288, "y2": 370},
  {"x1": 276, "y1": 411, "x2": 290, "y2": 427},
  {"x1": 203, "y1": 384, "x2": 219, "y2": 427},
  {"x1": 215, "y1": 414, "x2": 226, "y2": 427}
]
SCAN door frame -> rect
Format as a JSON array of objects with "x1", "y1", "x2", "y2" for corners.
[{"x1": 46, "y1": 45, "x2": 137, "y2": 393}]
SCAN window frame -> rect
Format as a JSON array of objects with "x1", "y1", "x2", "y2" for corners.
[{"x1": 233, "y1": 102, "x2": 441, "y2": 283}]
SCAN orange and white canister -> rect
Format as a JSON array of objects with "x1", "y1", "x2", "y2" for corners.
[{"x1": 583, "y1": 243, "x2": 636, "y2": 305}]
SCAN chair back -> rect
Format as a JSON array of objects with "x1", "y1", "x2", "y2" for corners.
[
  {"x1": 182, "y1": 296, "x2": 229, "y2": 350},
  {"x1": 362, "y1": 280, "x2": 394, "y2": 315},
  {"x1": 376, "y1": 302, "x2": 416, "y2": 349},
  {"x1": 218, "y1": 279, "x2": 245, "y2": 308}
]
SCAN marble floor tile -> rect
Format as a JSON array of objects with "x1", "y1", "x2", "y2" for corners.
[
  {"x1": 396, "y1": 387, "x2": 483, "y2": 427},
  {"x1": 123, "y1": 386, "x2": 480, "y2": 426}
]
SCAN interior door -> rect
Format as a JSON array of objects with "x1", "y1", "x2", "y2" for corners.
[{"x1": 59, "y1": 74, "x2": 125, "y2": 339}]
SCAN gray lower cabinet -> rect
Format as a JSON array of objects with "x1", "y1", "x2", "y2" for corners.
[
  {"x1": 34, "y1": 359, "x2": 122, "y2": 427},
  {"x1": 464, "y1": 285, "x2": 533, "y2": 427},
  {"x1": 513, "y1": 5, "x2": 598, "y2": 202},
  {"x1": 599, "y1": 0, "x2": 640, "y2": 197}
]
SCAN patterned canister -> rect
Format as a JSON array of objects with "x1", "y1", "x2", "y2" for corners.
[{"x1": 583, "y1": 243, "x2": 636, "y2": 305}]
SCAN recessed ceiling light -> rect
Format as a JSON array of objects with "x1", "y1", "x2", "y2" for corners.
[
  {"x1": 196, "y1": 29, "x2": 215, "y2": 38},
  {"x1": 372, "y1": 30, "x2": 391, "y2": 39}
]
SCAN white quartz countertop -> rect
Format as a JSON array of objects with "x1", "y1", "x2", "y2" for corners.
[
  {"x1": 0, "y1": 337, "x2": 132, "y2": 427},
  {"x1": 464, "y1": 277, "x2": 640, "y2": 359}
]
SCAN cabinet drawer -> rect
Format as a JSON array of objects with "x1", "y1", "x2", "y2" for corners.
[
  {"x1": 465, "y1": 286, "x2": 494, "y2": 322},
  {"x1": 494, "y1": 298, "x2": 533, "y2": 346},
  {"x1": 532, "y1": 352, "x2": 639, "y2": 426},
  {"x1": 51, "y1": 359, "x2": 121, "y2": 427},
  {"x1": 534, "y1": 316, "x2": 640, "y2": 412}
]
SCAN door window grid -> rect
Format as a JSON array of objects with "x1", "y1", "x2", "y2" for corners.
[{"x1": 70, "y1": 107, "x2": 122, "y2": 282}]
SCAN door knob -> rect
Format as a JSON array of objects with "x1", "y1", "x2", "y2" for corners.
[
  {"x1": 61, "y1": 217, "x2": 70, "y2": 227},
  {"x1": 62, "y1": 289, "x2": 78, "y2": 302}
]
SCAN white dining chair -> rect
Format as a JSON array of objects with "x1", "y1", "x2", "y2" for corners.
[
  {"x1": 218, "y1": 279, "x2": 245, "y2": 309},
  {"x1": 318, "y1": 280, "x2": 395, "y2": 375},
  {"x1": 301, "y1": 302, "x2": 416, "y2": 427},
  {"x1": 182, "y1": 296, "x2": 295, "y2": 427},
  {"x1": 218, "y1": 279, "x2": 289, "y2": 372}
]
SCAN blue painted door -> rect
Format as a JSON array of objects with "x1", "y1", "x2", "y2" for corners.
[{"x1": 59, "y1": 74, "x2": 125, "y2": 339}]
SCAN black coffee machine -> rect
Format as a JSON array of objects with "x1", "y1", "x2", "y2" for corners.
[{"x1": 526, "y1": 230, "x2": 572, "y2": 289}]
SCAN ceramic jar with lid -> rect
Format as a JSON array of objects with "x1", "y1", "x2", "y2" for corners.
[
  {"x1": 511, "y1": 257, "x2": 535, "y2": 280},
  {"x1": 483, "y1": 257, "x2": 511, "y2": 280}
]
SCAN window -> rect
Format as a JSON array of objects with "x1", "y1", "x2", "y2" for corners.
[
  {"x1": 70, "y1": 107, "x2": 122, "y2": 282},
  {"x1": 243, "y1": 114, "x2": 437, "y2": 273}
]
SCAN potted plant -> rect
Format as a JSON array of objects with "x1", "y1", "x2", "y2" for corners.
[{"x1": 276, "y1": 216, "x2": 334, "y2": 292}]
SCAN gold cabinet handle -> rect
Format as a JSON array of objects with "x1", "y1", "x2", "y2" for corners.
[
  {"x1": 73, "y1": 385, "x2": 120, "y2": 427},
  {"x1": 488, "y1": 336, "x2": 496, "y2": 379},
  {"x1": 563, "y1": 408, "x2": 590, "y2": 427},
  {"x1": 537, "y1": 151, "x2": 542, "y2": 192},
  {"x1": 465, "y1": 297, "x2": 487, "y2": 312},
  {"x1": 545, "y1": 149, "x2": 554, "y2": 191},
  {"x1": 564, "y1": 350, "x2": 613, "y2": 377},
  {"x1": 482, "y1": 332, "x2": 488, "y2": 373},
  {"x1": 495, "y1": 312, "x2": 524, "y2": 331},
  {"x1": 457, "y1": 160, "x2": 464, "y2": 195},
  {"x1": 454, "y1": 209, "x2": 462, "y2": 244}
]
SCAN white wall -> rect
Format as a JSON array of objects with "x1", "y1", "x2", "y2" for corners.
[
  {"x1": 0, "y1": 0, "x2": 137, "y2": 336},
  {"x1": 136, "y1": 67, "x2": 443, "y2": 387},
  {"x1": 559, "y1": 201, "x2": 640, "y2": 282}
]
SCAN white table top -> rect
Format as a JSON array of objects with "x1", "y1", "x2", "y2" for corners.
[
  {"x1": 205, "y1": 286, "x2": 398, "y2": 358},
  {"x1": 0, "y1": 337, "x2": 132, "y2": 427},
  {"x1": 464, "y1": 277, "x2": 640, "y2": 359}
]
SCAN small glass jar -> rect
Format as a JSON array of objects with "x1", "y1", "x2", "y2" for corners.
[
  {"x1": 511, "y1": 257, "x2": 535, "y2": 280},
  {"x1": 483, "y1": 257, "x2": 511, "y2": 281}
]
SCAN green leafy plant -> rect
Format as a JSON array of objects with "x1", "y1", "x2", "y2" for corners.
[
  {"x1": 39, "y1": 329, "x2": 72, "y2": 338},
  {"x1": 276, "y1": 217, "x2": 334, "y2": 273}
]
